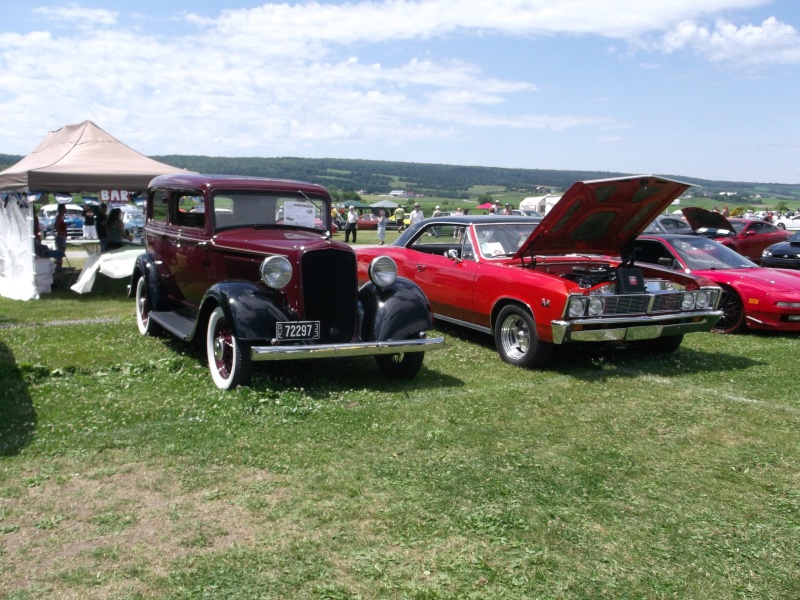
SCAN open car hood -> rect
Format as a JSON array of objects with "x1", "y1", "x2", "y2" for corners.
[
  {"x1": 514, "y1": 175, "x2": 694, "y2": 259},
  {"x1": 680, "y1": 207, "x2": 735, "y2": 233}
]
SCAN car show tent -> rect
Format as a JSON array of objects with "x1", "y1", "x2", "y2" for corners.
[
  {"x1": 0, "y1": 120, "x2": 186, "y2": 193},
  {"x1": 0, "y1": 120, "x2": 189, "y2": 300}
]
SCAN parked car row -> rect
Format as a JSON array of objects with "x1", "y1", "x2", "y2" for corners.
[{"x1": 130, "y1": 173, "x2": 800, "y2": 390}]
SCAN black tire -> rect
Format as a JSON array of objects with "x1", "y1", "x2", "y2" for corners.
[
  {"x1": 206, "y1": 306, "x2": 252, "y2": 389},
  {"x1": 713, "y1": 287, "x2": 746, "y2": 334},
  {"x1": 638, "y1": 334, "x2": 684, "y2": 353},
  {"x1": 375, "y1": 349, "x2": 424, "y2": 379},
  {"x1": 494, "y1": 305, "x2": 553, "y2": 368},
  {"x1": 135, "y1": 277, "x2": 162, "y2": 336}
]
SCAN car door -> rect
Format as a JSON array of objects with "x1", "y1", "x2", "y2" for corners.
[
  {"x1": 170, "y1": 195, "x2": 214, "y2": 310},
  {"x1": 738, "y1": 222, "x2": 786, "y2": 260},
  {"x1": 405, "y1": 223, "x2": 477, "y2": 323}
]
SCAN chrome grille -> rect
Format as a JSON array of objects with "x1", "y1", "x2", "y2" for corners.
[
  {"x1": 651, "y1": 292, "x2": 685, "y2": 313},
  {"x1": 602, "y1": 295, "x2": 649, "y2": 315}
]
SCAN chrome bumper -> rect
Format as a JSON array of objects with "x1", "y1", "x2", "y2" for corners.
[
  {"x1": 250, "y1": 336, "x2": 445, "y2": 361},
  {"x1": 551, "y1": 310, "x2": 723, "y2": 344}
]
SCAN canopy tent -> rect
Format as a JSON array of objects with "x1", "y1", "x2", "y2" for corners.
[
  {"x1": 0, "y1": 120, "x2": 188, "y2": 193},
  {"x1": 335, "y1": 200, "x2": 372, "y2": 209},
  {"x1": 476, "y1": 202, "x2": 495, "y2": 210},
  {"x1": 0, "y1": 120, "x2": 190, "y2": 300},
  {"x1": 370, "y1": 199, "x2": 399, "y2": 209}
]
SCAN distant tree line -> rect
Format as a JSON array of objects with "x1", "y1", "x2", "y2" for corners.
[{"x1": 3, "y1": 150, "x2": 800, "y2": 199}]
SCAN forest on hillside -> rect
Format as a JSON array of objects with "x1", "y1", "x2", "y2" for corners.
[{"x1": 3, "y1": 152, "x2": 800, "y2": 200}]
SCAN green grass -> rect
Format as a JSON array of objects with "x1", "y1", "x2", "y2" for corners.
[{"x1": 1, "y1": 290, "x2": 799, "y2": 598}]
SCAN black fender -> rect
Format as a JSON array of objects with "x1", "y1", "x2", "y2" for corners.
[
  {"x1": 358, "y1": 277, "x2": 434, "y2": 342},
  {"x1": 198, "y1": 281, "x2": 291, "y2": 343},
  {"x1": 129, "y1": 253, "x2": 174, "y2": 312}
]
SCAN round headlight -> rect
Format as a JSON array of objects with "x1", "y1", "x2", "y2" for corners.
[
  {"x1": 588, "y1": 297, "x2": 605, "y2": 316},
  {"x1": 762, "y1": 249, "x2": 772, "y2": 258},
  {"x1": 260, "y1": 255, "x2": 293, "y2": 289},
  {"x1": 695, "y1": 291, "x2": 710, "y2": 309},
  {"x1": 369, "y1": 256, "x2": 398, "y2": 287},
  {"x1": 568, "y1": 297, "x2": 586, "y2": 318},
  {"x1": 681, "y1": 292, "x2": 695, "y2": 311}
]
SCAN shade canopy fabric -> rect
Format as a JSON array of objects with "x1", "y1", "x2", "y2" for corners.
[
  {"x1": 0, "y1": 120, "x2": 188, "y2": 193},
  {"x1": 370, "y1": 199, "x2": 399, "y2": 209}
]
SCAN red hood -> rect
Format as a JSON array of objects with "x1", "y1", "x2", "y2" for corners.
[
  {"x1": 680, "y1": 207, "x2": 735, "y2": 233},
  {"x1": 514, "y1": 175, "x2": 693, "y2": 259}
]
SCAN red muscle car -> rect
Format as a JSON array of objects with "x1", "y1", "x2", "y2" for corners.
[
  {"x1": 355, "y1": 175, "x2": 723, "y2": 368},
  {"x1": 634, "y1": 234, "x2": 800, "y2": 333},
  {"x1": 681, "y1": 208, "x2": 791, "y2": 262}
]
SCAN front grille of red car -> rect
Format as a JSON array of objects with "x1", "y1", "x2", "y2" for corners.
[
  {"x1": 602, "y1": 295, "x2": 650, "y2": 315},
  {"x1": 301, "y1": 249, "x2": 358, "y2": 343},
  {"x1": 651, "y1": 292, "x2": 685, "y2": 313}
]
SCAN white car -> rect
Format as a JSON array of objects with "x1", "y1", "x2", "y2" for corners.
[{"x1": 774, "y1": 214, "x2": 800, "y2": 231}]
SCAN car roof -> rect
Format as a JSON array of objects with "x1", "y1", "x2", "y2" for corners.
[{"x1": 148, "y1": 173, "x2": 330, "y2": 196}]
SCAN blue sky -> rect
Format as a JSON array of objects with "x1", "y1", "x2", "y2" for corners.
[{"x1": 2, "y1": 1, "x2": 800, "y2": 183}]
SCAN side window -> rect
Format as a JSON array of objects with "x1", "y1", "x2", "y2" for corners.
[
  {"x1": 150, "y1": 190, "x2": 169, "y2": 222},
  {"x1": 173, "y1": 195, "x2": 206, "y2": 229},
  {"x1": 409, "y1": 224, "x2": 458, "y2": 255}
]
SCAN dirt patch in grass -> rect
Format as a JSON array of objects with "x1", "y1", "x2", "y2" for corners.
[{"x1": 0, "y1": 459, "x2": 289, "y2": 597}]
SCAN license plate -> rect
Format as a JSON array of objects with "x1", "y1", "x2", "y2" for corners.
[{"x1": 276, "y1": 321, "x2": 320, "y2": 340}]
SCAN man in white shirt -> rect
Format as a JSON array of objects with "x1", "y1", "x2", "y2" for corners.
[
  {"x1": 345, "y1": 205, "x2": 358, "y2": 243},
  {"x1": 409, "y1": 203, "x2": 424, "y2": 226}
]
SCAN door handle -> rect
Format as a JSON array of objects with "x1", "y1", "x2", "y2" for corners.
[{"x1": 416, "y1": 264, "x2": 426, "y2": 272}]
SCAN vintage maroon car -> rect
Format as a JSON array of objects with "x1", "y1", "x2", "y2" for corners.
[
  {"x1": 355, "y1": 175, "x2": 723, "y2": 368},
  {"x1": 633, "y1": 234, "x2": 800, "y2": 333},
  {"x1": 130, "y1": 173, "x2": 443, "y2": 389},
  {"x1": 681, "y1": 208, "x2": 791, "y2": 262}
]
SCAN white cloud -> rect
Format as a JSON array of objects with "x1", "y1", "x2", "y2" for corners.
[
  {"x1": 660, "y1": 17, "x2": 800, "y2": 65},
  {"x1": 1, "y1": 0, "x2": 797, "y2": 173},
  {"x1": 33, "y1": 3, "x2": 117, "y2": 28}
]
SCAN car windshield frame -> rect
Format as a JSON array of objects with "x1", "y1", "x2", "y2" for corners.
[
  {"x1": 670, "y1": 237, "x2": 758, "y2": 270},
  {"x1": 210, "y1": 191, "x2": 330, "y2": 232},
  {"x1": 473, "y1": 222, "x2": 539, "y2": 259}
]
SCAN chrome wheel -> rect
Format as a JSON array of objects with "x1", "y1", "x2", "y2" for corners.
[{"x1": 494, "y1": 305, "x2": 553, "y2": 368}]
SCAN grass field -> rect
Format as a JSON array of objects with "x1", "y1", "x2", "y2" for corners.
[{"x1": 1, "y1": 266, "x2": 800, "y2": 598}]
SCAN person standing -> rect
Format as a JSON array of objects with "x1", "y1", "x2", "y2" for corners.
[
  {"x1": 95, "y1": 203, "x2": 109, "y2": 252},
  {"x1": 54, "y1": 203, "x2": 68, "y2": 269},
  {"x1": 344, "y1": 205, "x2": 358, "y2": 243},
  {"x1": 409, "y1": 203, "x2": 424, "y2": 226},
  {"x1": 82, "y1": 206, "x2": 96, "y2": 239},
  {"x1": 393, "y1": 206, "x2": 405, "y2": 232},
  {"x1": 377, "y1": 210, "x2": 387, "y2": 245}
]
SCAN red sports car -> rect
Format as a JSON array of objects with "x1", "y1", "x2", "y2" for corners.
[
  {"x1": 355, "y1": 175, "x2": 723, "y2": 368},
  {"x1": 681, "y1": 207, "x2": 790, "y2": 262},
  {"x1": 634, "y1": 234, "x2": 800, "y2": 333}
]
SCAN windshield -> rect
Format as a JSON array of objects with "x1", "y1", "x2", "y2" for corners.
[
  {"x1": 670, "y1": 237, "x2": 757, "y2": 270},
  {"x1": 473, "y1": 222, "x2": 538, "y2": 258},
  {"x1": 210, "y1": 192, "x2": 330, "y2": 231}
]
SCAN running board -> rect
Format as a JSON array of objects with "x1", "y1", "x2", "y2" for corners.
[{"x1": 149, "y1": 311, "x2": 196, "y2": 341}]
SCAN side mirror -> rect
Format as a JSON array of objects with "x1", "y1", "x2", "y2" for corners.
[{"x1": 446, "y1": 248, "x2": 461, "y2": 262}]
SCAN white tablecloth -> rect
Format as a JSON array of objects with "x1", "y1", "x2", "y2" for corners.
[{"x1": 70, "y1": 248, "x2": 143, "y2": 294}]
